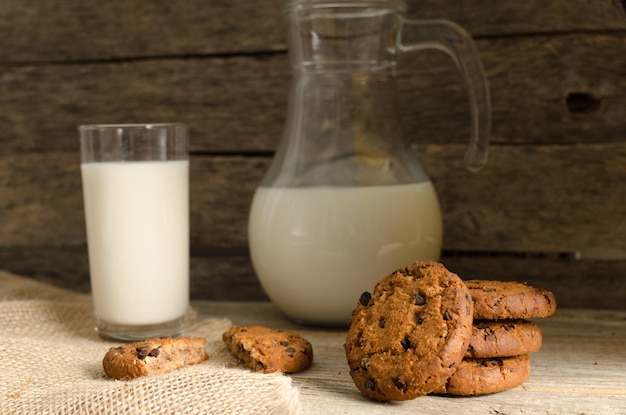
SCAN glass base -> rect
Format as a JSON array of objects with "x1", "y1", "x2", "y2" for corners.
[{"x1": 95, "y1": 309, "x2": 191, "y2": 341}]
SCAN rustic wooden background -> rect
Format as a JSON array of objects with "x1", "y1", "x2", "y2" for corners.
[{"x1": 1, "y1": 0, "x2": 625, "y2": 309}]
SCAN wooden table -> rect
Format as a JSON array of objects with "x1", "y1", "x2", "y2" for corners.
[{"x1": 194, "y1": 302, "x2": 626, "y2": 414}]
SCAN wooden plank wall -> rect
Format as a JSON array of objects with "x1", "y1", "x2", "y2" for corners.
[{"x1": 1, "y1": 0, "x2": 625, "y2": 309}]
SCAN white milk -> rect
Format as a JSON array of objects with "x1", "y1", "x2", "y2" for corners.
[
  {"x1": 81, "y1": 160, "x2": 189, "y2": 325},
  {"x1": 248, "y1": 182, "x2": 442, "y2": 325}
]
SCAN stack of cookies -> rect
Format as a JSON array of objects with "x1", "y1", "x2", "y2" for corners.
[
  {"x1": 344, "y1": 261, "x2": 556, "y2": 401},
  {"x1": 433, "y1": 279, "x2": 556, "y2": 396}
]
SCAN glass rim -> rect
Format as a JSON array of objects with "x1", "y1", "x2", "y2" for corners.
[
  {"x1": 286, "y1": 0, "x2": 407, "y2": 13},
  {"x1": 78, "y1": 123, "x2": 187, "y2": 132}
]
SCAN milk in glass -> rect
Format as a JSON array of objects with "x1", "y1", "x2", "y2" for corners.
[{"x1": 81, "y1": 160, "x2": 189, "y2": 325}]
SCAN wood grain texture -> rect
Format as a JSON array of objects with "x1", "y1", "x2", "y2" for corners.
[
  {"x1": 406, "y1": 0, "x2": 626, "y2": 35},
  {"x1": 0, "y1": 0, "x2": 287, "y2": 62},
  {"x1": 1, "y1": 33, "x2": 625, "y2": 153},
  {"x1": 1, "y1": 0, "x2": 624, "y2": 63}
]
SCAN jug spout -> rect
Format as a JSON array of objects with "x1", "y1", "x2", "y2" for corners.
[{"x1": 286, "y1": 0, "x2": 404, "y2": 71}]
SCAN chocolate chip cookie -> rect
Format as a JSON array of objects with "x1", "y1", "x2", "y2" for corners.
[
  {"x1": 466, "y1": 280, "x2": 557, "y2": 320},
  {"x1": 103, "y1": 336, "x2": 208, "y2": 380},
  {"x1": 222, "y1": 326, "x2": 313, "y2": 374},
  {"x1": 433, "y1": 355, "x2": 531, "y2": 396},
  {"x1": 344, "y1": 261, "x2": 474, "y2": 401},
  {"x1": 466, "y1": 319, "x2": 542, "y2": 358}
]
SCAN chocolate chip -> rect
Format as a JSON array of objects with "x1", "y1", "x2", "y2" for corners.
[
  {"x1": 483, "y1": 327, "x2": 496, "y2": 341},
  {"x1": 279, "y1": 340, "x2": 289, "y2": 346},
  {"x1": 483, "y1": 359, "x2": 503, "y2": 367},
  {"x1": 443, "y1": 311, "x2": 451, "y2": 321},
  {"x1": 466, "y1": 305, "x2": 471, "y2": 316},
  {"x1": 359, "y1": 291, "x2": 372, "y2": 306},
  {"x1": 136, "y1": 347, "x2": 149, "y2": 360},
  {"x1": 378, "y1": 318, "x2": 386, "y2": 328},
  {"x1": 414, "y1": 292, "x2": 426, "y2": 306},
  {"x1": 392, "y1": 377, "x2": 407, "y2": 392},
  {"x1": 415, "y1": 310, "x2": 426, "y2": 325},
  {"x1": 285, "y1": 347, "x2": 296, "y2": 357},
  {"x1": 400, "y1": 335, "x2": 412, "y2": 351},
  {"x1": 503, "y1": 324, "x2": 514, "y2": 331},
  {"x1": 147, "y1": 348, "x2": 160, "y2": 357},
  {"x1": 364, "y1": 378, "x2": 376, "y2": 390}
]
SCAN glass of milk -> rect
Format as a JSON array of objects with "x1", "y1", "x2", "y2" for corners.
[{"x1": 79, "y1": 123, "x2": 190, "y2": 340}]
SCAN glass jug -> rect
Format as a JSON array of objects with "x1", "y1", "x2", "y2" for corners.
[{"x1": 248, "y1": 0, "x2": 490, "y2": 325}]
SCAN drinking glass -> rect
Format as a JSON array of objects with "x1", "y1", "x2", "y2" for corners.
[{"x1": 79, "y1": 123, "x2": 189, "y2": 340}]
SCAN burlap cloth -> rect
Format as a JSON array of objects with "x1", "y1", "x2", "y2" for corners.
[{"x1": 0, "y1": 270, "x2": 301, "y2": 414}]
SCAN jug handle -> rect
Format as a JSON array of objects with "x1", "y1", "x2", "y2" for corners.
[{"x1": 398, "y1": 19, "x2": 491, "y2": 172}]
